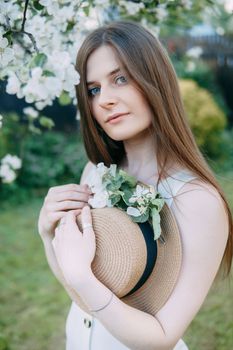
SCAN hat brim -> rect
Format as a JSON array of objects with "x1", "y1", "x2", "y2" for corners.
[{"x1": 76, "y1": 203, "x2": 182, "y2": 316}]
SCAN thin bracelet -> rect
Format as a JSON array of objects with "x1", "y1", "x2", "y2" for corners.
[{"x1": 90, "y1": 291, "x2": 114, "y2": 314}]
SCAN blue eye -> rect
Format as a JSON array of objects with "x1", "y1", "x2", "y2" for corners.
[
  {"x1": 116, "y1": 75, "x2": 127, "y2": 84},
  {"x1": 88, "y1": 86, "x2": 100, "y2": 97}
]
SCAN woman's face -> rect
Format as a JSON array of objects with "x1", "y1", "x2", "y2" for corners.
[{"x1": 86, "y1": 45, "x2": 153, "y2": 141}]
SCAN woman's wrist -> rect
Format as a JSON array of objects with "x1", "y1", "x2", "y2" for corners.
[
  {"x1": 69, "y1": 268, "x2": 95, "y2": 293},
  {"x1": 71, "y1": 270, "x2": 116, "y2": 316}
]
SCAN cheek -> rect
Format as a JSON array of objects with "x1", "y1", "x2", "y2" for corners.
[{"x1": 89, "y1": 102, "x2": 102, "y2": 125}]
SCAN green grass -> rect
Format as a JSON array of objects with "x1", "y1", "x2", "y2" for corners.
[
  {"x1": 0, "y1": 197, "x2": 70, "y2": 350},
  {"x1": 0, "y1": 172, "x2": 232, "y2": 350}
]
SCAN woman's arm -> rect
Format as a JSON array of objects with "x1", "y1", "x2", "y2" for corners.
[
  {"x1": 39, "y1": 161, "x2": 95, "y2": 300},
  {"x1": 69, "y1": 181, "x2": 229, "y2": 350}
]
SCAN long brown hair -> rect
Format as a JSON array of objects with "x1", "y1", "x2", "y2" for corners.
[{"x1": 75, "y1": 20, "x2": 233, "y2": 278}]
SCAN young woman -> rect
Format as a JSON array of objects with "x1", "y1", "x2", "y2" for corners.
[{"x1": 38, "y1": 21, "x2": 232, "y2": 350}]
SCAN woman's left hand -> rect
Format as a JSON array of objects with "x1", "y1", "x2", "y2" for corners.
[{"x1": 52, "y1": 206, "x2": 96, "y2": 290}]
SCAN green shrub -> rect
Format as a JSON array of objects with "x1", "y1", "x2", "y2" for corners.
[
  {"x1": 172, "y1": 57, "x2": 228, "y2": 114},
  {"x1": 18, "y1": 131, "x2": 87, "y2": 188},
  {"x1": 0, "y1": 113, "x2": 24, "y2": 158},
  {"x1": 0, "y1": 131, "x2": 88, "y2": 203},
  {"x1": 179, "y1": 79, "x2": 227, "y2": 158}
]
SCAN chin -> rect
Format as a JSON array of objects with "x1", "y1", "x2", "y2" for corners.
[{"x1": 107, "y1": 131, "x2": 141, "y2": 142}]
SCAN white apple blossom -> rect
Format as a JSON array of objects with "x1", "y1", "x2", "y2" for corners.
[
  {"x1": 88, "y1": 190, "x2": 109, "y2": 208},
  {"x1": 155, "y1": 4, "x2": 168, "y2": 22},
  {"x1": 86, "y1": 162, "x2": 108, "y2": 194},
  {"x1": 119, "y1": 1, "x2": 144, "y2": 16},
  {"x1": 129, "y1": 184, "x2": 150, "y2": 204},
  {"x1": 0, "y1": 1, "x2": 21, "y2": 27},
  {"x1": 127, "y1": 206, "x2": 141, "y2": 217},
  {"x1": 0, "y1": 163, "x2": 17, "y2": 183},
  {"x1": 0, "y1": 0, "x2": 212, "y2": 113},
  {"x1": 2, "y1": 154, "x2": 22, "y2": 170},
  {"x1": 186, "y1": 46, "x2": 203, "y2": 58},
  {"x1": 23, "y1": 107, "x2": 39, "y2": 119},
  {"x1": 181, "y1": 0, "x2": 192, "y2": 9},
  {"x1": 6, "y1": 71, "x2": 22, "y2": 96},
  {"x1": 0, "y1": 34, "x2": 14, "y2": 67}
]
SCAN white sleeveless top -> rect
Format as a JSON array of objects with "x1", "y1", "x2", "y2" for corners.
[{"x1": 65, "y1": 169, "x2": 197, "y2": 350}]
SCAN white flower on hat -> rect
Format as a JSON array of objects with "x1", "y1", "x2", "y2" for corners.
[
  {"x1": 86, "y1": 162, "x2": 107, "y2": 193},
  {"x1": 88, "y1": 190, "x2": 109, "y2": 208},
  {"x1": 129, "y1": 184, "x2": 150, "y2": 204},
  {"x1": 85, "y1": 163, "x2": 165, "y2": 240},
  {"x1": 127, "y1": 206, "x2": 141, "y2": 217}
]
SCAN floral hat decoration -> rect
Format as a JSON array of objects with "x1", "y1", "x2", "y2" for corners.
[{"x1": 76, "y1": 163, "x2": 182, "y2": 316}]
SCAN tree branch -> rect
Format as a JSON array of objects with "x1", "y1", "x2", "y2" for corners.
[
  {"x1": 21, "y1": 0, "x2": 30, "y2": 32},
  {"x1": 4, "y1": 1, "x2": 39, "y2": 53}
]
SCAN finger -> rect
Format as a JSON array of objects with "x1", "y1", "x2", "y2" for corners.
[
  {"x1": 81, "y1": 206, "x2": 93, "y2": 234},
  {"x1": 65, "y1": 210, "x2": 82, "y2": 232},
  {"x1": 47, "y1": 184, "x2": 92, "y2": 195},
  {"x1": 54, "y1": 223, "x2": 64, "y2": 236},
  {"x1": 68, "y1": 209, "x2": 82, "y2": 215},
  {"x1": 47, "y1": 211, "x2": 69, "y2": 222},
  {"x1": 52, "y1": 191, "x2": 91, "y2": 203},
  {"x1": 47, "y1": 200, "x2": 88, "y2": 212}
]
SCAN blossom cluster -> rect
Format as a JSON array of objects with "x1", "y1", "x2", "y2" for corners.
[
  {"x1": 0, "y1": 0, "x2": 210, "y2": 111},
  {"x1": 86, "y1": 163, "x2": 165, "y2": 240},
  {"x1": 0, "y1": 154, "x2": 22, "y2": 184}
]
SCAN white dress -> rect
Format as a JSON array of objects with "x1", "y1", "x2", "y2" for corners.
[{"x1": 66, "y1": 169, "x2": 197, "y2": 350}]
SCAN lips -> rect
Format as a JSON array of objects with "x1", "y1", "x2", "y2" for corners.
[{"x1": 106, "y1": 113, "x2": 129, "y2": 123}]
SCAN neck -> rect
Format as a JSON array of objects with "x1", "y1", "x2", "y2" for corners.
[
  {"x1": 120, "y1": 131, "x2": 180, "y2": 183},
  {"x1": 120, "y1": 131, "x2": 158, "y2": 181}
]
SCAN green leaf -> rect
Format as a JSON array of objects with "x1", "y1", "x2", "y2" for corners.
[
  {"x1": 109, "y1": 193, "x2": 121, "y2": 206},
  {"x1": 119, "y1": 169, "x2": 137, "y2": 187},
  {"x1": 58, "y1": 92, "x2": 72, "y2": 106},
  {"x1": 39, "y1": 117, "x2": 55, "y2": 130},
  {"x1": 33, "y1": 0, "x2": 44, "y2": 10},
  {"x1": 28, "y1": 124, "x2": 41, "y2": 135},
  {"x1": 67, "y1": 21, "x2": 75, "y2": 31},
  {"x1": 131, "y1": 211, "x2": 149, "y2": 223},
  {"x1": 150, "y1": 197, "x2": 165, "y2": 211},
  {"x1": 30, "y1": 53, "x2": 47, "y2": 68},
  {"x1": 42, "y1": 70, "x2": 56, "y2": 77},
  {"x1": 151, "y1": 207, "x2": 161, "y2": 240},
  {"x1": 3, "y1": 30, "x2": 13, "y2": 45},
  {"x1": 121, "y1": 188, "x2": 135, "y2": 205}
]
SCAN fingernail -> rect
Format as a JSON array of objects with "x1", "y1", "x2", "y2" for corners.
[{"x1": 86, "y1": 185, "x2": 92, "y2": 193}]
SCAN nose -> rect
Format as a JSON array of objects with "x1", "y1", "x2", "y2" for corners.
[{"x1": 98, "y1": 86, "x2": 118, "y2": 109}]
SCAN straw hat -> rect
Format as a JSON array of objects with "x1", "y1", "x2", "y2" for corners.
[{"x1": 75, "y1": 203, "x2": 182, "y2": 316}]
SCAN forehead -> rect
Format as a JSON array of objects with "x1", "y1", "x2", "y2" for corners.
[{"x1": 86, "y1": 45, "x2": 123, "y2": 82}]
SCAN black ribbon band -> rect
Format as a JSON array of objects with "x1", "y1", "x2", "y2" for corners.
[{"x1": 124, "y1": 221, "x2": 157, "y2": 297}]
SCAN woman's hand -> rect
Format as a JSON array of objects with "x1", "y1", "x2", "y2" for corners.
[
  {"x1": 38, "y1": 184, "x2": 92, "y2": 241},
  {"x1": 52, "y1": 206, "x2": 96, "y2": 289}
]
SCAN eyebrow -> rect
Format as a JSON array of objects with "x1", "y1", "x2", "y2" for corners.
[{"x1": 87, "y1": 67, "x2": 121, "y2": 86}]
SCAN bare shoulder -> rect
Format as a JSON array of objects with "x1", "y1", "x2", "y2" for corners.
[
  {"x1": 80, "y1": 161, "x2": 96, "y2": 185},
  {"x1": 172, "y1": 179, "x2": 229, "y2": 244},
  {"x1": 155, "y1": 179, "x2": 229, "y2": 346}
]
